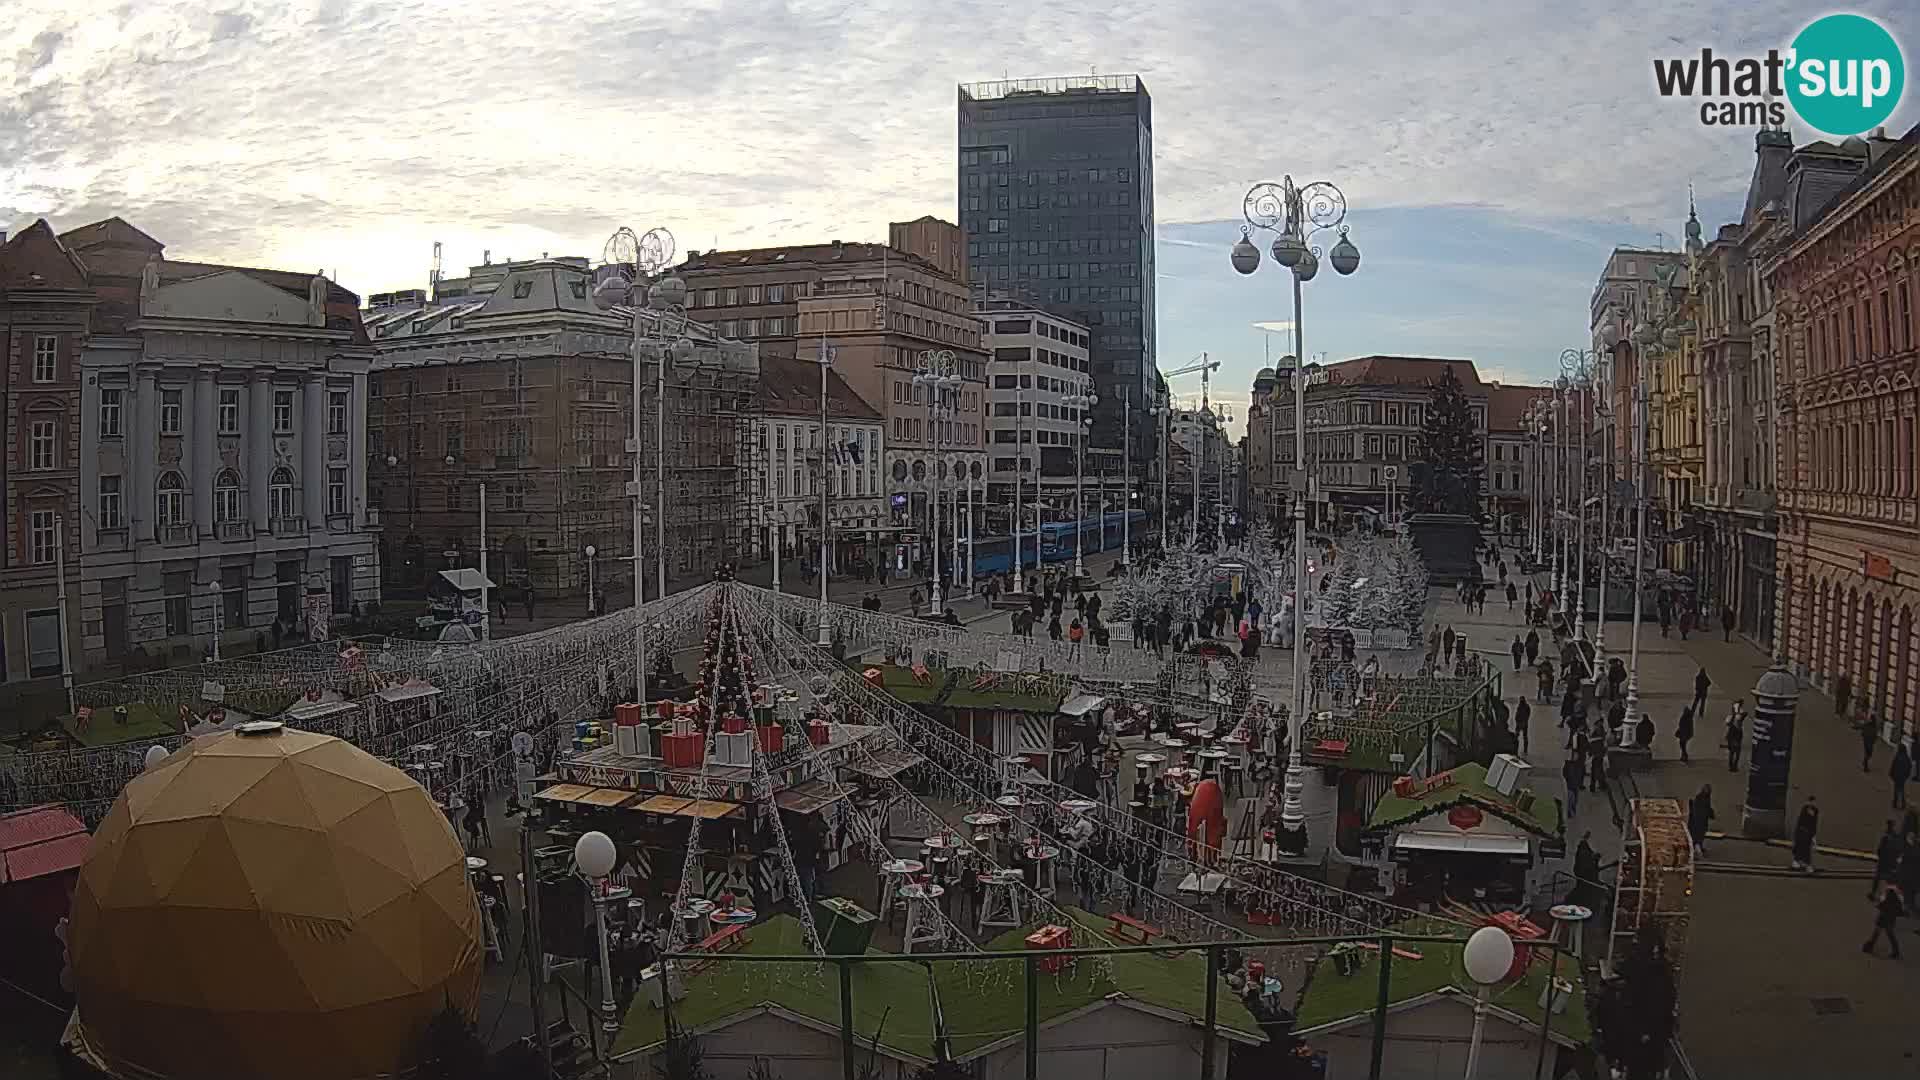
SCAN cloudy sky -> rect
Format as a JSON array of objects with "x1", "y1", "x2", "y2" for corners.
[{"x1": 6, "y1": 0, "x2": 1916, "y2": 433}]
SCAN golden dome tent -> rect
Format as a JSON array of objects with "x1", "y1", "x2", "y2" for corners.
[{"x1": 68, "y1": 722, "x2": 483, "y2": 1080}]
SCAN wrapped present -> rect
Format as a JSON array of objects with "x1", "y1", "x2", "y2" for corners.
[
  {"x1": 614, "y1": 702, "x2": 644, "y2": 728},
  {"x1": 673, "y1": 713, "x2": 695, "y2": 738},
  {"x1": 1391, "y1": 775, "x2": 1417, "y2": 798},
  {"x1": 656, "y1": 700, "x2": 675, "y2": 721},
  {"x1": 661, "y1": 732, "x2": 704, "y2": 769},
  {"x1": 755, "y1": 725, "x2": 784, "y2": 754},
  {"x1": 863, "y1": 667, "x2": 884, "y2": 690},
  {"x1": 807, "y1": 720, "x2": 831, "y2": 747},
  {"x1": 1024, "y1": 924, "x2": 1072, "y2": 974},
  {"x1": 752, "y1": 701, "x2": 775, "y2": 727},
  {"x1": 714, "y1": 730, "x2": 752, "y2": 767},
  {"x1": 721, "y1": 713, "x2": 748, "y2": 735}
]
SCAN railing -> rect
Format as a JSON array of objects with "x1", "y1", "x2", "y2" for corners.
[
  {"x1": 217, "y1": 521, "x2": 253, "y2": 541},
  {"x1": 159, "y1": 524, "x2": 194, "y2": 546},
  {"x1": 271, "y1": 516, "x2": 306, "y2": 536},
  {"x1": 640, "y1": 931, "x2": 1578, "y2": 1080}
]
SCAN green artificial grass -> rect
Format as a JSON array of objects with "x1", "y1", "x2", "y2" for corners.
[
  {"x1": 613, "y1": 909, "x2": 1262, "y2": 1061},
  {"x1": 1368, "y1": 761, "x2": 1562, "y2": 837},
  {"x1": 60, "y1": 703, "x2": 180, "y2": 746},
  {"x1": 1295, "y1": 939, "x2": 1590, "y2": 1044},
  {"x1": 867, "y1": 664, "x2": 1067, "y2": 714}
]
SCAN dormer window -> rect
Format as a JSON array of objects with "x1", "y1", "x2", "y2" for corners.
[{"x1": 512, "y1": 280, "x2": 534, "y2": 299}]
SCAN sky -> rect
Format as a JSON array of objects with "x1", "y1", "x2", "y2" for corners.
[{"x1": 6, "y1": 0, "x2": 1917, "y2": 436}]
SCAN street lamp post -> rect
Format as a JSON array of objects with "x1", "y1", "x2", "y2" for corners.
[
  {"x1": 1121, "y1": 394, "x2": 1132, "y2": 568},
  {"x1": 1214, "y1": 406, "x2": 1233, "y2": 548},
  {"x1": 1063, "y1": 391, "x2": 1098, "y2": 578},
  {"x1": 585, "y1": 545, "x2": 597, "y2": 616},
  {"x1": 1232, "y1": 176, "x2": 1362, "y2": 855},
  {"x1": 1156, "y1": 400, "x2": 1170, "y2": 551},
  {"x1": 814, "y1": 335, "x2": 834, "y2": 648},
  {"x1": 913, "y1": 351, "x2": 960, "y2": 612},
  {"x1": 1623, "y1": 319, "x2": 1657, "y2": 743},
  {"x1": 1562, "y1": 352, "x2": 1596, "y2": 647},
  {"x1": 592, "y1": 223, "x2": 683, "y2": 705},
  {"x1": 208, "y1": 579, "x2": 224, "y2": 662},
  {"x1": 572, "y1": 831, "x2": 627, "y2": 1039},
  {"x1": 1013, "y1": 379, "x2": 1027, "y2": 595}
]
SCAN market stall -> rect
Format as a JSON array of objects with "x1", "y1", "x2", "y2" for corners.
[{"x1": 1365, "y1": 758, "x2": 1562, "y2": 911}]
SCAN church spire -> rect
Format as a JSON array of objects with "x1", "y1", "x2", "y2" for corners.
[{"x1": 1684, "y1": 183, "x2": 1704, "y2": 256}]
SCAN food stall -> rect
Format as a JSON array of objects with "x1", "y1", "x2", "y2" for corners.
[
  {"x1": 867, "y1": 662, "x2": 1073, "y2": 780},
  {"x1": 1366, "y1": 758, "x2": 1562, "y2": 911}
]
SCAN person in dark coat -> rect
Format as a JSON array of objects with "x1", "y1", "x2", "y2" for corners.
[
  {"x1": 1871, "y1": 821, "x2": 1903, "y2": 899},
  {"x1": 1635, "y1": 712, "x2": 1656, "y2": 754},
  {"x1": 1588, "y1": 739, "x2": 1608, "y2": 793},
  {"x1": 1858, "y1": 710, "x2": 1879, "y2": 773},
  {"x1": 1691, "y1": 668, "x2": 1711, "y2": 719},
  {"x1": 1675, "y1": 705, "x2": 1695, "y2": 763},
  {"x1": 1861, "y1": 883, "x2": 1904, "y2": 958},
  {"x1": 1790, "y1": 797, "x2": 1820, "y2": 872},
  {"x1": 1563, "y1": 756, "x2": 1585, "y2": 819},
  {"x1": 1833, "y1": 672, "x2": 1853, "y2": 722},
  {"x1": 1724, "y1": 710, "x2": 1745, "y2": 773},
  {"x1": 1514, "y1": 697, "x2": 1532, "y2": 753},
  {"x1": 1892, "y1": 740, "x2": 1913, "y2": 809},
  {"x1": 1524, "y1": 627, "x2": 1540, "y2": 666},
  {"x1": 1510, "y1": 635, "x2": 1525, "y2": 671},
  {"x1": 1687, "y1": 785, "x2": 1714, "y2": 856}
]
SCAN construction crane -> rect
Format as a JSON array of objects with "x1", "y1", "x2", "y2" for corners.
[{"x1": 1153, "y1": 353, "x2": 1222, "y2": 548}]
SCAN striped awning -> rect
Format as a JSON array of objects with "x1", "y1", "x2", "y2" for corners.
[
  {"x1": 847, "y1": 747, "x2": 925, "y2": 779},
  {"x1": 773, "y1": 780, "x2": 850, "y2": 815}
]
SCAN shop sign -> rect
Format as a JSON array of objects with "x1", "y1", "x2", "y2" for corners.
[{"x1": 1447, "y1": 805, "x2": 1485, "y2": 831}]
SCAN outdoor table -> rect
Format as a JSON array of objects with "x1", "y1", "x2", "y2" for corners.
[
  {"x1": 1197, "y1": 748, "x2": 1230, "y2": 776},
  {"x1": 1059, "y1": 799, "x2": 1098, "y2": 814},
  {"x1": 962, "y1": 812, "x2": 1006, "y2": 828},
  {"x1": 465, "y1": 856, "x2": 489, "y2": 871},
  {"x1": 673, "y1": 898, "x2": 715, "y2": 942},
  {"x1": 923, "y1": 834, "x2": 962, "y2": 853},
  {"x1": 880, "y1": 859, "x2": 924, "y2": 916},
  {"x1": 899, "y1": 882, "x2": 944, "y2": 901},
  {"x1": 994, "y1": 794, "x2": 1036, "y2": 809},
  {"x1": 710, "y1": 908, "x2": 757, "y2": 928},
  {"x1": 1025, "y1": 844, "x2": 1061, "y2": 896},
  {"x1": 1549, "y1": 904, "x2": 1594, "y2": 959},
  {"x1": 1134, "y1": 752, "x2": 1166, "y2": 779}
]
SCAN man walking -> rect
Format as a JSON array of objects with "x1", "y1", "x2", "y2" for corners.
[
  {"x1": 1506, "y1": 581, "x2": 1518, "y2": 611},
  {"x1": 1858, "y1": 707, "x2": 1879, "y2": 773},
  {"x1": 1511, "y1": 635, "x2": 1525, "y2": 671},
  {"x1": 1687, "y1": 785, "x2": 1714, "y2": 857},
  {"x1": 1515, "y1": 696, "x2": 1532, "y2": 754},
  {"x1": 1724, "y1": 707, "x2": 1744, "y2": 773},
  {"x1": 1563, "y1": 755, "x2": 1585, "y2": 819},
  {"x1": 1720, "y1": 605, "x2": 1735, "y2": 642},
  {"x1": 1676, "y1": 705, "x2": 1695, "y2": 764},
  {"x1": 1691, "y1": 668, "x2": 1711, "y2": 720},
  {"x1": 1892, "y1": 738, "x2": 1912, "y2": 809},
  {"x1": 1525, "y1": 627, "x2": 1540, "y2": 666},
  {"x1": 1871, "y1": 821, "x2": 1903, "y2": 899},
  {"x1": 1861, "y1": 882, "x2": 1904, "y2": 959},
  {"x1": 1834, "y1": 672, "x2": 1853, "y2": 723}
]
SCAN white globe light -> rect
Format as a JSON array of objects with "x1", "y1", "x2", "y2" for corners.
[
  {"x1": 585, "y1": 545, "x2": 596, "y2": 557},
  {"x1": 1462, "y1": 925, "x2": 1515, "y2": 985},
  {"x1": 144, "y1": 745, "x2": 169, "y2": 771},
  {"x1": 574, "y1": 830, "x2": 617, "y2": 878}
]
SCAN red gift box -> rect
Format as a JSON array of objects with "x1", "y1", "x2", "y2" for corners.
[
  {"x1": 863, "y1": 667, "x2": 884, "y2": 690},
  {"x1": 656, "y1": 700, "x2": 675, "y2": 721},
  {"x1": 1024, "y1": 924, "x2": 1072, "y2": 974},
  {"x1": 661, "y1": 732, "x2": 705, "y2": 769},
  {"x1": 614, "y1": 702, "x2": 643, "y2": 727},
  {"x1": 806, "y1": 720, "x2": 831, "y2": 747},
  {"x1": 1392, "y1": 775, "x2": 1417, "y2": 798},
  {"x1": 755, "y1": 725, "x2": 784, "y2": 754},
  {"x1": 722, "y1": 714, "x2": 748, "y2": 735}
]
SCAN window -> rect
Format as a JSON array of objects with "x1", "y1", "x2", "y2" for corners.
[
  {"x1": 276, "y1": 560, "x2": 300, "y2": 624},
  {"x1": 328, "y1": 391, "x2": 348, "y2": 434},
  {"x1": 746, "y1": 285, "x2": 762, "y2": 303},
  {"x1": 503, "y1": 482, "x2": 524, "y2": 510},
  {"x1": 269, "y1": 467, "x2": 297, "y2": 521},
  {"x1": 221, "y1": 565, "x2": 248, "y2": 629},
  {"x1": 31, "y1": 334, "x2": 58, "y2": 382},
  {"x1": 723, "y1": 287, "x2": 739, "y2": 305},
  {"x1": 764, "y1": 316, "x2": 784, "y2": 335},
  {"x1": 157, "y1": 471, "x2": 186, "y2": 528},
  {"x1": 218, "y1": 388, "x2": 240, "y2": 434},
  {"x1": 213, "y1": 470, "x2": 242, "y2": 523},
  {"x1": 446, "y1": 422, "x2": 464, "y2": 455},
  {"x1": 25, "y1": 610, "x2": 61, "y2": 678},
  {"x1": 328, "y1": 468, "x2": 348, "y2": 516},
  {"x1": 28, "y1": 510, "x2": 56, "y2": 565},
  {"x1": 273, "y1": 390, "x2": 294, "y2": 432},
  {"x1": 447, "y1": 484, "x2": 464, "y2": 511},
  {"x1": 101, "y1": 579, "x2": 127, "y2": 660},
  {"x1": 29, "y1": 419, "x2": 56, "y2": 470},
  {"x1": 161, "y1": 389, "x2": 182, "y2": 434},
  {"x1": 100, "y1": 389, "x2": 123, "y2": 437},
  {"x1": 331, "y1": 556, "x2": 352, "y2": 611},
  {"x1": 99, "y1": 475, "x2": 123, "y2": 530},
  {"x1": 766, "y1": 284, "x2": 785, "y2": 303},
  {"x1": 511, "y1": 279, "x2": 533, "y2": 299},
  {"x1": 164, "y1": 571, "x2": 191, "y2": 636},
  {"x1": 743, "y1": 318, "x2": 760, "y2": 337}
]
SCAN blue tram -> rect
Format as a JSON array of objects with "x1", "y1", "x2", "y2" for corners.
[{"x1": 963, "y1": 510, "x2": 1149, "y2": 578}]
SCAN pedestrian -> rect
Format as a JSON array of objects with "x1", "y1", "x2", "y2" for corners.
[
  {"x1": 1790, "y1": 797, "x2": 1819, "y2": 872},
  {"x1": 1563, "y1": 755, "x2": 1585, "y2": 819},
  {"x1": 1676, "y1": 705, "x2": 1695, "y2": 763},
  {"x1": 1635, "y1": 711, "x2": 1655, "y2": 754},
  {"x1": 1515, "y1": 697, "x2": 1532, "y2": 753},
  {"x1": 1892, "y1": 739, "x2": 1912, "y2": 809},
  {"x1": 1443, "y1": 626, "x2": 1456, "y2": 660},
  {"x1": 524, "y1": 587, "x2": 535, "y2": 621},
  {"x1": 1589, "y1": 739, "x2": 1608, "y2": 792},
  {"x1": 910, "y1": 587, "x2": 924, "y2": 616},
  {"x1": 1858, "y1": 710, "x2": 1878, "y2": 773},
  {"x1": 1723, "y1": 708, "x2": 1744, "y2": 773},
  {"x1": 1525, "y1": 579, "x2": 1535, "y2": 608},
  {"x1": 1687, "y1": 785, "x2": 1714, "y2": 856},
  {"x1": 1720, "y1": 605, "x2": 1735, "y2": 642},
  {"x1": 1537, "y1": 658, "x2": 1555, "y2": 704},
  {"x1": 1871, "y1": 821, "x2": 1902, "y2": 899},
  {"x1": 1525, "y1": 628, "x2": 1540, "y2": 666},
  {"x1": 1861, "y1": 882, "x2": 1904, "y2": 959},
  {"x1": 1659, "y1": 609, "x2": 1671, "y2": 638},
  {"x1": 1048, "y1": 613, "x2": 1063, "y2": 641},
  {"x1": 1900, "y1": 835, "x2": 1920, "y2": 916},
  {"x1": 1834, "y1": 672, "x2": 1853, "y2": 722},
  {"x1": 1691, "y1": 667, "x2": 1711, "y2": 719},
  {"x1": 1511, "y1": 635, "x2": 1525, "y2": 671},
  {"x1": 1678, "y1": 606, "x2": 1695, "y2": 639},
  {"x1": 1506, "y1": 581, "x2": 1518, "y2": 611}
]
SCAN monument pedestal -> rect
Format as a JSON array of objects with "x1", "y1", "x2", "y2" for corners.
[{"x1": 1407, "y1": 513, "x2": 1483, "y2": 584}]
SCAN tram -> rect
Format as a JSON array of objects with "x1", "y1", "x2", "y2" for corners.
[{"x1": 964, "y1": 509, "x2": 1150, "y2": 577}]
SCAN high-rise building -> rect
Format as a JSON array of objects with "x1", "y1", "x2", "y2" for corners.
[
  {"x1": 977, "y1": 298, "x2": 1092, "y2": 531},
  {"x1": 957, "y1": 75, "x2": 1155, "y2": 470}
]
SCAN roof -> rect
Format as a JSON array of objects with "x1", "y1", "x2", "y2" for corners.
[
  {"x1": 1320, "y1": 356, "x2": 1487, "y2": 392},
  {"x1": 873, "y1": 664, "x2": 1070, "y2": 713},
  {"x1": 1485, "y1": 384, "x2": 1552, "y2": 433},
  {"x1": 613, "y1": 911, "x2": 1262, "y2": 1060},
  {"x1": 1368, "y1": 762, "x2": 1562, "y2": 837},
  {"x1": 1, "y1": 832, "x2": 92, "y2": 884},
  {"x1": 439, "y1": 568, "x2": 496, "y2": 592},
  {"x1": 679, "y1": 241, "x2": 941, "y2": 277},
  {"x1": 1795, "y1": 122, "x2": 1920, "y2": 236},
  {"x1": 1295, "y1": 940, "x2": 1589, "y2": 1046},
  {"x1": 56, "y1": 216, "x2": 163, "y2": 254},
  {"x1": 0, "y1": 805, "x2": 87, "y2": 852},
  {"x1": 0, "y1": 219, "x2": 91, "y2": 291},
  {"x1": 758, "y1": 355, "x2": 884, "y2": 422}
]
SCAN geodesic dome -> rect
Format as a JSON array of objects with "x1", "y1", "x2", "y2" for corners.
[{"x1": 68, "y1": 723, "x2": 482, "y2": 1080}]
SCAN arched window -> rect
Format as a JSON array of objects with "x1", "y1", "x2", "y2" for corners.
[
  {"x1": 214, "y1": 470, "x2": 243, "y2": 523},
  {"x1": 156, "y1": 471, "x2": 186, "y2": 528},
  {"x1": 270, "y1": 467, "x2": 298, "y2": 522}
]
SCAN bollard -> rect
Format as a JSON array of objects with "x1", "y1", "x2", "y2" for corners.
[{"x1": 1741, "y1": 661, "x2": 1799, "y2": 837}]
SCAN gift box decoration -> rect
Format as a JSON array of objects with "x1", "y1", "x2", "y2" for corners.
[
  {"x1": 614, "y1": 702, "x2": 644, "y2": 728},
  {"x1": 755, "y1": 725, "x2": 784, "y2": 754},
  {"x1": 1024, "y1": 924, "x2": 1072, "y2": 974},
  {"x1": 661, "y1": 732, "x2": 705, "y2": 769},
  {"x1": 714, "y1": 730, "x2": 753, "y2": 767},
  {"x1": 721, "y1": 713, "x2": 748, "y2": 735},
  {"x1": 806, "y1": 720, "x2": 831, "y2": 747}
]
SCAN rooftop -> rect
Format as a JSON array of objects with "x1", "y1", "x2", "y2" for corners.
[
  {"x1": 758, "y1": 355, "x2": 884, "y2": 422},
  {"x1": 871, "y1": 664, "x2": 1070, "y2": 714},
  {"x1": 1368, "y1": 761, "x2": 1563, "y2": 837},
  {"x1": 1485, "y1": 383, "x2": 1553, "y2": 433},
  {"x1": 680, "y1": 241, "x2": 944, "y2": 278},
  {"x1": 959, "y1": 75, "x2": 1146, "y2": 101},
  {"x1": 1320, "y1": 356, "x2": 1488, "y2": 392},
  {"x1": 1295, "y1": 937, "x2": 1590, "y2": 1045}
]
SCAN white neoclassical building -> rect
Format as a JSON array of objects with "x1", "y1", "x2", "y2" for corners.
[{"x1": 64, "y1": 218, "x2": 378, "y2": 670}]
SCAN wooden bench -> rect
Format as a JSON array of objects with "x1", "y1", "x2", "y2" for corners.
[
  {"x1": 685, "y1": 923, "x2": 750, "y2": 973},
  {"x1": 1106, "y1": 912, "x2": 1163, "y2": 946}
]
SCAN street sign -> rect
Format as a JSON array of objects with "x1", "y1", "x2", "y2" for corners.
[{"x1": 1384, "y1": 465, "x2": 1398, "y2": 481}]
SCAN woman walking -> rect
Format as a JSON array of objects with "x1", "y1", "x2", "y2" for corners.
[{"x1": 1676, "y1": 705, "x2": 1695, "y2": 763}]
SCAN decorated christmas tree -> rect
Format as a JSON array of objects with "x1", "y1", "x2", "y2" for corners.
[{"x1": 1408, "y1": 364, "x2": 1484, "y2": 515}]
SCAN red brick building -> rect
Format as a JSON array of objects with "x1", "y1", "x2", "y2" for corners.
[
  {"x1": 0, "y1": 222, "x2": 91, "y2": 699},
  {"x1": 1771, "y1": 124, "x2": 1920, "y2": 741}
]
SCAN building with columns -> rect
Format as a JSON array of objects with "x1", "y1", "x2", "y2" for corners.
[
  {"x1": 61, "y1": 218, "x2": 378, "y2": 670},
  {"x1": 1768, "y1": 124, "x2": 1919, "y2": 742},
  {"x1": 0, "y1": 222, "x2": 91, "y2": 697}
]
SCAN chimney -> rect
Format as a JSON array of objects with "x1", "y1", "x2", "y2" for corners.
[{"x1": 483, "y1": 248, "x2": 490, "y2": 264}]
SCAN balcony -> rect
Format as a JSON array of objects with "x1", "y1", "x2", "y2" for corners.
[
  {"x1": 217, "y1": 521, "x2": 253, "y2": 542},
  {"x1": 271, "y1": 516, "x2": 307, "y2": 537},
  {"x1": 159, "y1": 524, "x2": 194, "y2": 547}
]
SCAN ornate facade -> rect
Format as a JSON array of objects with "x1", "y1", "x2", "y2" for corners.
[{"x1": 1770, "y1": 125, "x2": 1919, "y2": 742}]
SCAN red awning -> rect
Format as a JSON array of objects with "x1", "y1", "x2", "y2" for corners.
[{"x1": 1, "y1": 832, "x2": 91, "y2": 884}]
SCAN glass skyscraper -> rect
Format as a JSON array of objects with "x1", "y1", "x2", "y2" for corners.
[{"x1": 958, "y1": 76, "x2": 1155, "y2": 465}]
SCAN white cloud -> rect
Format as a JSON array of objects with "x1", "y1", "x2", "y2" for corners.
[{"x1": 3, "y1": 0, "x2": 1915, "y2": 298}]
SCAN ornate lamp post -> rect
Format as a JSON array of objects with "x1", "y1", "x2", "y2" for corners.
[
  {"x1": 573, "y1": 830, "x2": 627, "y2": 1037},
  {"x1": 585, "y1": 544, "x2": 597, "y2": 615},
  {"x1": 1623, "y1": 316, "x2": 1658, "y2": 743},
  {"x1": 1231, "y1": 176, "x2": 1361, "y2": 855},
  {"x1": 592, "y1": 224, "x2": 681, "y2": 703},
  {"x1": 913, "y1": 350, "x2": 961, "y2": 611},
  {"x1": 1561, "y1": 349, "x2": 1597, "y2": 651},
  {"x1": 1063, "y1": 391, "x2": 1099, "y2": 579}
]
